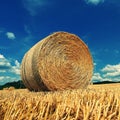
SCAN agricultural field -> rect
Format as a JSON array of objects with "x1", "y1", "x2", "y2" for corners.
[{"x1": 0, "y1": 84, "x2": 120, "y2": 120}]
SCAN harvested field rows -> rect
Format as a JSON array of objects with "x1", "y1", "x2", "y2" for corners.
[{"x1": 0, "y1": 84, "x2": 120, "y2": 120}]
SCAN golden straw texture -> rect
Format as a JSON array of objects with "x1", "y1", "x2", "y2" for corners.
[{"x1": 21, "y1": 32, "x2": 93, "y2": 91}]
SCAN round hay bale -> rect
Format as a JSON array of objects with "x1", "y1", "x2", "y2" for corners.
[{"x1": 21, "y1": 32, "x2": 93, "y2": 91}]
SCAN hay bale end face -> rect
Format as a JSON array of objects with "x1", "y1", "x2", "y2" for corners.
[{"x1": 21, "y1": 32, "x2": 93, "y2": 91}]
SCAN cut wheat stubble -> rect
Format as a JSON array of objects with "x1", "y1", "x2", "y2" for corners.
[{"x1": 21, "y1": 32, "x2": 93, "y2": 91}]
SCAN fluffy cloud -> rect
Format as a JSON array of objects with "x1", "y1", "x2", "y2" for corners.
[
  {"x1": 101, "y1": 64, "x2": 120, "y2": 77},
  {"x1": 102, "y1": 64, "x2": 120, "y2": 72},
  {"x1": 0, "y1": 54, "x2": 11, "y2": 69},
  {"x1": 103, "y1": 72, "x2": 120, "y2": 77},
  {"x1": 0, "y1": 76, "x2": 10, "y2": 81},
  {"x1": 23, "y1": 0, "x2": 48, "y2": 16},
  {"x1": 92, "y1": 63, "x2": 120, "y2": 83},
  {"x1": 11, "y1": 60, "x2": 21, "y2": 75},
  {"x1": 0, "y1": 54, "x2": 20, "y2": 75},
  {"x1": 0, "y1": 54, "x2": 4, "y2": 59},
  {"x1": 0, "y1": 54, "x2": 20, "y2": 85},
  {"x1": 92, "y1": 73, "x2": 103, "y2": 81},
  {"x1": 0, "y1": 76, "x2": 20, "y2": 85},
  {"x1": 92, "y1": 72, "x2": 112, "y2": 83},
  {"x1": 85, "y1": 0, "x2": 104, "y2": 5},
  {"x1": 6, "y1": 32, "x2": 16, "y2": 40}
]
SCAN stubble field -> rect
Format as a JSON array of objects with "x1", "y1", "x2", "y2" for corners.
[{"x1": 0, "y1": 83, "x2": 120, "y2": 120}]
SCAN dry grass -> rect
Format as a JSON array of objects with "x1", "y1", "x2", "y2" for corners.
[
  {"x1": 21, "y1": 32, "x2": 93, "y2": 91},
  {"x1": 0, "y1": 84, "x2": 120, "y2": 120}
]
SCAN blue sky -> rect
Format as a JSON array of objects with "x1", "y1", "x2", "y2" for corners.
[{"x1": 0, "y1": 0, "x2": 120, "y2": 85}]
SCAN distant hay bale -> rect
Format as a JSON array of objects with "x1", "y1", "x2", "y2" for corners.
[{"x1": 21, "y1": 32, "x2": 93, "y2": 91}]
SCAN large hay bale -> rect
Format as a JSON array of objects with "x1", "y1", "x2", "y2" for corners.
[{"x1": 21, "y1": 32, "x2": 93, "y2": 91}]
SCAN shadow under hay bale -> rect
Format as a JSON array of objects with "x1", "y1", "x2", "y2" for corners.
[{"x1": 21, "y1": 32, "x2": 93, "y2": 91}]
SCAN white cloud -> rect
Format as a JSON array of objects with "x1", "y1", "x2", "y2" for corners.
[
  {"x1": 0, "y1": 76, "x2": 20, "y2": 85},
  {"x1": 92, "y1": 72, "x2": 114, "y2": 83},
  {"x1": 6, "y1": 32, "x2": 16, "y2": 40},
  {"x1": 103, "y1": 72, "x2": 120, "y2": 77},
  {"x1": 0, "y1": 70, "x2": 6, "y2": 73},
  {"x1": 94, "y1": 62, "x2": 97, "y2": 66},
  {"x1": 23, "y1": 0, "x2": 48, "y2": 16},
  {"x1": 0, "y1": 54, "x2": 4, "y2": 59},
  {"x1": 0, "y1": 76, "x2": 5, "y2": 81},
  {"x1": 101, "y1": 64, "x2": 120, "y2": 77},
  {"x1": 0, "y1": 76, "x2": 10, "y2": 81},
  {"x1": 11, "y1": 60, "x2": 21, "y2": 75},
  {"x1": 92, "y1": 73, "x2": 103, "y2": 81},
  {"x1": 0, "y1": 54, "x2": 20, "y2": 74},
  {"x1": 92, "y1": 63, "x2": 120, "y2": 83},
  {"x1": 0, "y1": 54, "x2": 21, "y2": 85},
  {"x1": 101, "y1": 64, "x2": 120, "y2": 72},
  {"x1": 15, "y1": 60, "x2": 20, "y2": 67},
  {"x1": 0, "y1": 55, "x2": 20, "y2": 75},
  {"x1": 85, "y1": 0, "x2": 104, "y2": 5},
  {"x1": 0, "y1": 54, "x2": 11, "y2": 69}
]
